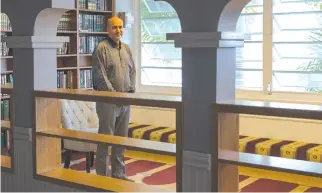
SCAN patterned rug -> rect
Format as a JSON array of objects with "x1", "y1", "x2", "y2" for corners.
[{"x1": 64, "y1": 152, "x2": 322, "y2": 192}]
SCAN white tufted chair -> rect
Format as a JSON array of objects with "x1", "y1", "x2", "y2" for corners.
[{"x1": 60, "y1": 99, "x2": 99, "y2": 172}]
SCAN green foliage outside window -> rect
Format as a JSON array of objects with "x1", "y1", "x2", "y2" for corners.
[
  {"x1": 298, "y1": 0, "x2": 322, "y2": 93},
  {"x1": 140, "y1": 0, "x2": 177, "y2": 43}
]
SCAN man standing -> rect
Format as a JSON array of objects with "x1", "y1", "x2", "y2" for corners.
[{"x1": 92, "y1": 16, "x2": 136, "y2": 182}]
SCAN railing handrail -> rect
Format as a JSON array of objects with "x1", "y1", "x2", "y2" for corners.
[
  {"x1": 215, "y1": 100, "x2": 322, "y2": 120},
  {"x1": 33, "y1": 88, "x2": 182, "y2": 109},
  {"x1": 37, "y1": 128, "x2": 176, "y2": 156}
]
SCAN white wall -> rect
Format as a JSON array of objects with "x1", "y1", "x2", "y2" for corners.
[{"x1": 130, "y1": 106, "x2": 322, "y2": 144}]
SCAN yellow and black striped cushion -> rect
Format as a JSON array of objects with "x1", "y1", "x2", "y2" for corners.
[
  {"x1": 128, "y1": 123, "x2": 176, "y2": 144},
  {"x1": 128, "y1": 123, "x2": 322, "y2": 163},
  {"x1": 239, "y1": 135, "x2": 322, "y2": 163}
]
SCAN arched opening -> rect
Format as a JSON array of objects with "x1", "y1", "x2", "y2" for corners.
[
  {"x1": 139, "y1": 0, "x2": 182, "y2": 88},
  {"x1": 34, "y1": 8, "x2": 71, "y2": 36}
]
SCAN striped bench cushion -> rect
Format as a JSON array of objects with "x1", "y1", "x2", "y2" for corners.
[
  {"x1": 128, "y1": 123, "x2": 176, "y2": 144},
  {"x1": 239, "y1": 135, "x2": 322, "y2": 163},
  {"x1": 128, "y1": 123, "x2": 322, "y2": 163}
]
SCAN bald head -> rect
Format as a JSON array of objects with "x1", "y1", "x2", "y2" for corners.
[
  {"x1": 107, "y1": 16, "x2": 123, "y2": 27},
  {"x1": 107, "y1": 17, "x2": 124, "y2": 43}
]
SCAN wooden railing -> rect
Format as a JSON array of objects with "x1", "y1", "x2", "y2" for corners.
[
  {"x1": 213, "y1": 100, "x2": 322, "y2": 192},
  {"x1": 1, "y1": 83, "x2": 13, "y2": 172},
  {"x1": 33, "y1": 88, "x2": 182, "y2": 192},
  {"x1": 4, "y1": 82, "x2": 322, "y2": 192}
]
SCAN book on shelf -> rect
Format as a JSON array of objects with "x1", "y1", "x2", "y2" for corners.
[
  {"x1": 1, "y1": 99, "x2": 10, "y2": 120},
  {"x1": 79, "y1": 36, "x2": 105, "y2": 54},
  {"x1": 57, "y1": 12, "x2": 73, "y2": 32},
  {"x1": 80, "y1": 69, "x2": 93, "y2": 89},
  {"x1": 1, "y1": 74, "x2": 13, "y2": 85},
  {"x1": 79, "y1": 0, "x2": 108, "y2": 11},
  {"x1": 1, "y1": 33, "x2": 10, "y2": 56},
  {"x1": 79, "y1": 14, "x2": 105, "y2": 32},
  {"x1": 1, "y1": 13, "x2": 11, "y2": 31},
  {"x1": 57, "y1": 70, "x2": 74, "y2": 89},
  {"x1": 1, "y1": 98, "x2": 10, "y2": 149},
  {"x1": 1, "y1": 74, "x2": 13, "y2": 98},
  {"x1": 1, "y1": 130, "x2": 8, "y2": 148},
  {"x1": 57, "y1": 42, "x2": 70, "y2": 55}
]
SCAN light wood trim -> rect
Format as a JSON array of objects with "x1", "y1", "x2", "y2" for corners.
[
  {"x1": 1, "y1": 155, "x2": 11, "y2": 168},
  {"x1": 35, "y1": 98, "x2": 61, "y2": 174},
  {"x1": 33, "y1": 88, "x2": 182, "y2": 108},
  {"x1": 219, "y1": 150, "x2": 322, "y2": 178},
  {"x1": 1, "y1": 83, "x2": 13, "y2": 95},
  {"x1": 39, "y1": 168, "x2": 170, "y2": 192},
  {"x1": 216, "y1": 113, "x2": 239, "y2": 192},
  {"x1": 216, "y1": 100, "x2": 322, "y2": 120},
  {"x1": 37, "y1": 128, "x2": 176, "y2": 156},
  {"x1": 1, "y1": 120, "x2": 11, "y2": 130}
]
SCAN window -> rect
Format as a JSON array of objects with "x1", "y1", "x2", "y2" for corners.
[
  {"x1": 140, "y1": 0, "x2": 182, "y2": 87},
  {"x1": 139, "y1": 0, "x2": 322, "y2": 95},
  {"x1": 272, "y1": 0, "x2": 322, "y2": 92},
  {"x1": 236, "y1": 1, "x2": 264, "y2": 90}
]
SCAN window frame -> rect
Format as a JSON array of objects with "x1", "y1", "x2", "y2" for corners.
[{"x1": 134, "y1": 0, "x2": 322, "y2": 104}]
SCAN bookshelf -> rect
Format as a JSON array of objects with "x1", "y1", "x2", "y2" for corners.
[{"x1": 1, "y1": 0, "x2": 115, "y2": 148}]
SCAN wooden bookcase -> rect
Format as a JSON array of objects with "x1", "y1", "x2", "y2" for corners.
[
  {"x1": 1, "y1": 0, "x2": 115, "y2": 150},
  {"x1": 1, "y1": 0, "x2": 115, "y2": 89}
]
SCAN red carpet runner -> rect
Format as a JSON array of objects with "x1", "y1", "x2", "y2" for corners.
[{"x1": 65, "y1": 153, "x2": 322, "y2": 192}]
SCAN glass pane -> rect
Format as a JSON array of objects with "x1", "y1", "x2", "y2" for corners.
[
  {"x1": 273, "y1": 0, "x2": 322, "y2": 12},
  {"x1": 142, "y1": 18, "x2": 181, "y2": 36},
  {"x1": 246, "y1": 0, "x2": 263, "y2": 6},
  {"x1": 272, "y1": 0, "x2": 322, "y2": 93},
  {"x1": 236, "y1": 61, "x2": 263, "y2": 70},
  {"x1": 142, "y1": 43, "x2": 181, "y2": 60},
  {"x1": 273, "y1": 58, "x2": 312, "y2": 71},
  {"x1": 273, "y1": 13, "x2": 322, "y2": 30},
  {"x1": 143, "y1": 0, "x2": 177, "y2": 13},
  {"x1": 141, "y1": 67, "x2": 182, "y2": 87},
  {"x1": 273, "y1": 72, "x2": 322, "y2": 92},
  {"x1": 274, "y1": 43, "x2": 322, "y2": 59},
  {"x1": 237, "y1": 14, "x2": 263, "y2": 41},
  {"x1": 242, "y1": 7, "x2": 263, "y2": 14},
  {"x1": 236, "y1": 0, "x2": 264, "y2": 90},
  {"x1": 236, "y1": 70, "x2": 263, "y2": 90},
  {"x1": 237, "y1": 43, "x2": 263, "y2": 61},
  {"x1": 273, "y1": 30, "x2": 322, "y2": 42},
  {"x1": 141, "y1": 58, "x2": 182, "y2": 68}
]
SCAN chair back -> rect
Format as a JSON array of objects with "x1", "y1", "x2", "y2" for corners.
[
  {"x1": 60, "y1": 99, "x2": 98, "y2": 130},
  {"x1": 60, "y1": 99, "x2": 98, "y2": 152}
]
